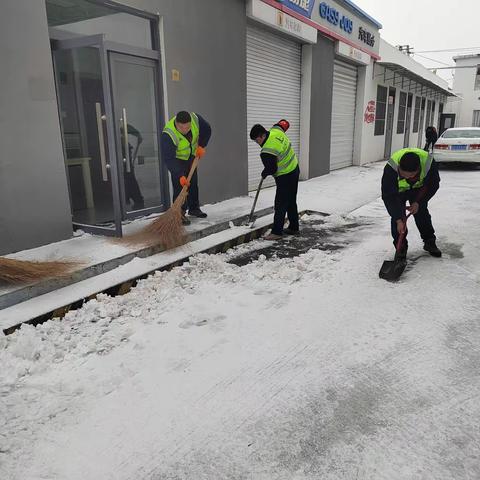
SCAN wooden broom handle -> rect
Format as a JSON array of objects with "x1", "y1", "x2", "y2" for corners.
[{"x1": 186, "y1": 156, "x2": 200, "y2": 183}]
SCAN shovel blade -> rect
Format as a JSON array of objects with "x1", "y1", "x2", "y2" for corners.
[{"x1": 379, "y1": 258, "x2": 406, "y2": 281}]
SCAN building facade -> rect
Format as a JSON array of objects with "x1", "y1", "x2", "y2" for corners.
[
  {"x1": 354, "y1": 40, "x2": 452, "y2": 164},
  {"x1": 445, "y1": 54, "x2": 480, "y2": 129},
  {"x1": 0, "y1": 0, "x2": 382, "y2": 254},
  {"x1": 0, "y1": 0, "x2": 449, "y2": 256}
]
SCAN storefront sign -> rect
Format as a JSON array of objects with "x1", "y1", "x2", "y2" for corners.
[
  {"x1": 276, "y1": 0, "x2": 315, "y2": 18},
  {"x1": 319, "y1": 2, "x2": 352, "y2": 34},
  {"x1": 249, "y1": 0, "x2": 318, "y2": 43},
  {"x1": 335, "y1": 41, "x2": 370, "y2": 65},
  {"x1": 270, "y1": 0, "x2": 381, "y2": 57},
  {"x1": 276, "y1": 10, "x2": 302, "y2": 35},
  {"x1": 358, "y1": 26, "x2": 375, "y2": 47}
]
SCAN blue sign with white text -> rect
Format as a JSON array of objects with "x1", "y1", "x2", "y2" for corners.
[
  {"x1": 277, "y1": 0, "x2": 315, "y2": 19},
  {"x1": 319, "y1": 1, "x2": 353, "y2": 34}
]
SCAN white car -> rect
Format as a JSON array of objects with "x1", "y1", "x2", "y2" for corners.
[{"x1": 433, "y1": 127, "x2": 480, "y2": 163}]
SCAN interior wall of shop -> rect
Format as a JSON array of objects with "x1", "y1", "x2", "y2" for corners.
[
  {"x1": 308, "y1": 33, "x2": 335, "y2": 178},
  {"x1": 0, "y1": 0, "x2": 73, "y2": 255},
  {"x1": 120, "y1": 0, "x2": 248, "y2": 204}
]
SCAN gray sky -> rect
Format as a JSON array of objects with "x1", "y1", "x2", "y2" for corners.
[{"x1": 354, "y1": 0, "x2": 480, "y2": 87}]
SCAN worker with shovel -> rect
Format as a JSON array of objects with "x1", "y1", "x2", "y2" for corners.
[
  {"x1": 161, "y1": 111, "x2": 211, "y2": 225},
  {"x1": 249, "y1": 120, "x2": 300, "y2": 240},
  {"x1": 380, "y1": 148, "x2": 441, "y2": 280}
]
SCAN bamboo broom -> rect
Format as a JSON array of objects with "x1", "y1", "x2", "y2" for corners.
[
  {"x1": 121, "y1": 156, "x2": 201, "y2": 249},
  {"x1": 0, "y1": 257, "x2": 79, "y2": 285}
]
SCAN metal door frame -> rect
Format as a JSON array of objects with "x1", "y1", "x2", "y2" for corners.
[
  {"x1": 384, "y1": 87, "x2": 396, "y2": 159},
  {"x1": 52, "y1": 34, "x2": 123, "y2": 236},
  {"x1": 108, "y1": 50, "x2": 169, "y2": 220},
  {"x1": 417, "y1": 97, "x2": 427, "y2": 148},
  {"x1": 404, "y1": 93, "x2": 413, "y2": 148},
  {"x1": 52, "y1": 34, "x2": 168, "y2": 235}
]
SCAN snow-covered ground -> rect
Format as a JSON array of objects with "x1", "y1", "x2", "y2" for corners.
[{"x1": 1, "y1": 165, "x2": 480, "y2": 479}]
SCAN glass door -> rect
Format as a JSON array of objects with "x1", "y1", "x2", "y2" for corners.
[
  {"x1": 53, "y1": 35, "x2": 122, "y2": 235},
  {"x1": 108, "y1": 52, "x2": 166, "y2": 218}
]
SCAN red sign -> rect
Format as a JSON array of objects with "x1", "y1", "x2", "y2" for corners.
[{"x1": 364, "y1": 100, "x2": 375, "y2": 124}]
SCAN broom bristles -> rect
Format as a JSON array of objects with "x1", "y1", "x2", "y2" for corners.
[
  {"x1": 120, "y1": 186, "x2": 189, "y2": 249},
  {"x1": 0, "y1": 257, "x2": 80, "y2": 285},
  {"x1": 117, "y1": 155, "x2": 201, "y2": 249}
]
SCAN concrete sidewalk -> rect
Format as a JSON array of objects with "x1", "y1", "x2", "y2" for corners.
[{"x1": 0, "y1": 162, "x2": 384, "y2": 327}]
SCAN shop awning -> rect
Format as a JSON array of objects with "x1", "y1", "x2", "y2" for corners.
[{"x1": 377, "y1": 61, "x2": 455, "y2": 97}]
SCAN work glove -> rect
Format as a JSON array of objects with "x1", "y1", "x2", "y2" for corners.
[
  {"x1": 179, "y1": 176, "x2": 190, "y2": 187},
  {"x1": 196, "y1": 146, "x2": 206, "y2": 158}
]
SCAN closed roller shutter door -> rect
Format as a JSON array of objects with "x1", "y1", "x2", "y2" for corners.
[
  {"x1": 247, "y1": 24, "x2": 301, "y2": 190},
  {"x1": 330, "y1": 60, "x2": 357, "y2": 170}
]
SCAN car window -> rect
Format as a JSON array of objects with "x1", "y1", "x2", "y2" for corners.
[{"x1": 442, "y1": 129, "x2": 480, "y2": 139}]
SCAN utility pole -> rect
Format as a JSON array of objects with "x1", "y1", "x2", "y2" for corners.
[{"x1": 396, "y1": 45, "x2": 413, "y2": 56}]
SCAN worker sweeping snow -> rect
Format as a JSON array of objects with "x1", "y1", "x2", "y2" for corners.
[
  {"x1": 249, "y1": 119, "x2": 300, "y2": 241},
  {"x1": 161, "y1": 111, "x2": 212, "y2": 226}
]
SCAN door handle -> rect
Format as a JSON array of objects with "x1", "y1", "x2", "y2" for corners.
[
  {"x1": 121, "y1": 108, "x2": 131, "y2": 173},
  {"x1": 95, "y1": 102, "x2": 109, "y2": 181}
]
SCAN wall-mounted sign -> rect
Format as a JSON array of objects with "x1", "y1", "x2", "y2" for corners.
[
  {"x1": 358, "y1": 26, "x2": 375, "y2": 47},
  {"x1": 249, "y1": 0, "x2": 317, "y2": 43},
  {"x1": 276, "y1": 10, "x2": 302, "y2": 35},
  {"x1": 335, "y1": 41, "x2": 370, "y2": 65},
  {"x1": 271, "y1": 0, "x2": 381, "y2": 57},
  {"x1": 318, "y1": 2, "x2": 352, "y2": 34},
  {"x1": 276, "y1": 0, "x2": 315, "y2": 18},
  {"x1": 364, "y1": 100, "x2": 375, "y2": 123}
]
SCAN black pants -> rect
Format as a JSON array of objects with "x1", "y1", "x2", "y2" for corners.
[
  {"x1": 168, "y1": 158, "x2": 200, "y2": 211},
  {"x1": 424, "y1": 139, "x2": 436, "y2": 152},
  {"x1": 272, "y1": 166, "x2": 300, "y2": 235},
  {"x1": 390, "y1": 191, "x2": 436, "y2": 247}
]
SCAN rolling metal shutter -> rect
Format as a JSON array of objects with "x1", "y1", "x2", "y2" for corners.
[
  {"x1": 247, "y1": 24, "x2": 301, "y2": 190},
  {"x1": 330, "y1": 60, "x2": 357, "y2": 170}
]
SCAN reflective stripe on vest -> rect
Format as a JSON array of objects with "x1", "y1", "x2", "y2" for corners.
[
  {"x1": 261, "y1": 127, "x2": 298, "y2": 177},
  {"x1": 162, "y1": 112, "x2": 200, "y2": 161},
  {"x1": 388, "y1": 148, "x2": 432, "y2": 192}
]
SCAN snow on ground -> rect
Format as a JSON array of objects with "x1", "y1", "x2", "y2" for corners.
[
  {"x1": 1, "y1": 166, "x2": 480, "y2": 479},
  {"x1": 0, "y1": 162, "x2": 384, "y2": 298}
]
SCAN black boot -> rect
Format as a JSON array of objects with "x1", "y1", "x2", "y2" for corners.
[
  {"x1": 188, "y1": 208, "x2": 207, "y2": 218},
  {"x1": 424, "y1": 238, "x2": 442, "y2": 257}
]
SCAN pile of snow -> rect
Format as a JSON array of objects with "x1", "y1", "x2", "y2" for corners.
[{"x1": 0, "y1": 243, "x2": 339, "y2": 474}]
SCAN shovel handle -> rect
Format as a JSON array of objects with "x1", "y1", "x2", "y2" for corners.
[
  {"x1": 248, "y1": 177, "x2": 264, "y2": 222},
  {"x1": 395, "y1": 212, "x2": 413, "y2": 252},
  {"x1": 186, "y1": 155, "x2": 200, "y2": 183}
]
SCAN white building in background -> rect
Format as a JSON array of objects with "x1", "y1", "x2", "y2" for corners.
[
  {"x1": 354, "y1": 39, "x2": 453, "y2": 165},
  {"x1": 445, "y1": 54, "x2": 480, "y2": 128}
]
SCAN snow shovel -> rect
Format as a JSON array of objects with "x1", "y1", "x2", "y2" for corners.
[
  {"x1": 379, "y1": 213, "x2": 412, "y2": 281},
  {"x1": 245, "y1": 177, "x2": 264, "y2": 228}
]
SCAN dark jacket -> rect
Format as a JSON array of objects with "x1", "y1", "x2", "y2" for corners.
[
  {"x1": 260, "y1": 132, "x2": 277, "y2": 178},
  {"x1": 425, "y1": 126, "x2": 438, "y2": 143},
  {"x1": 161, "y1": 114, "x2": 211, "y2": 173},
  {"x1": 381, "y1": 159, "x2": 440, "y2": 221}
]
